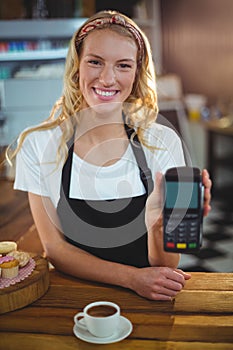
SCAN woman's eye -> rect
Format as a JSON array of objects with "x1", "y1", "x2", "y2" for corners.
[
  {"x1": 118, "y1": 63, "x2": 131, "y2": 69},
  {"x1": 88, "y1": 60, "x2": 101, "y2": 65}
]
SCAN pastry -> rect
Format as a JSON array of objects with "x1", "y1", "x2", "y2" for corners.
[
  {"x1": 7, "y1": 250, "x2": 30, "y2": 267},
  {"x1": 0, "y1": 241, "x2": 17, "y2": 255},
  {"x1": 0, "y1": 256, "x2": 19, "y2": 278}
]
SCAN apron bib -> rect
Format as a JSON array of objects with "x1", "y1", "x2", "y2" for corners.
[{"x1": 57, "y1": 122, "x2": 153, "y2": 268}]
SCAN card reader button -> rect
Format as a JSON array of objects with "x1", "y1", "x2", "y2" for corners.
[
  {"x1": 166, "y1": 242, "x2": 175, "y2": 249},
  {"x1": 188, "y1": 243, "x2": 197, "y2": 249},
  {"x1": 177, "y1": 243, "x2": 187, "y2": 249},
  {"x1": 189, "y1": 232, "x2": 198, "y2": 238},
  {"x1": 178, "y1": 233, "x2": 186, "y2": 239},
  {"x1": 186, "y1": 214, "x2": 198, "y2": 220},
  {"x1": 190, "y1": 221, "x2": 198, "y2": 227}
]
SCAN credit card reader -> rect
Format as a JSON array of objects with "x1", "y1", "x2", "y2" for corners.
[{"x1": 163, "y1": 166, "x2": 204, "y2": 253}]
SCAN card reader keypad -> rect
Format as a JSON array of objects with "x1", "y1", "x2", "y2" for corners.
[{"x1": 164, "y1": 214, "x2": 200, "y2": 250}]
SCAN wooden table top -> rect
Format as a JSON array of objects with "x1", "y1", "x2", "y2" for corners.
[{"x1": 1, "y1": 264, "x2": 233, "y2": 350}]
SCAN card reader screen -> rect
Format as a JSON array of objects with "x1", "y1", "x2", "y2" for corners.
[{"x1": 165, "y1": 182, "x2": 198, "y2": 209}]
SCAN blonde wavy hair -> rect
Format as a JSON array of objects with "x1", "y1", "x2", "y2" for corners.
[{"x1": 7, "y1": 10, "x2": 158, "y2": 164}]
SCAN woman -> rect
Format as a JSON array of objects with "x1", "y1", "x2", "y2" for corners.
[{"x1": 11, "y1": 11, "x2": 211, "y2": 300}]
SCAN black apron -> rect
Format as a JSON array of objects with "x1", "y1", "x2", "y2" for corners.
[{"x1": 57, "y1": 123, "x2": 154, "y2": 268}]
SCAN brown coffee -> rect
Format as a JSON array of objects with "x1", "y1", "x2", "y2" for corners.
[{"x1": 87, "y1": 305, "x2": 117, "y2": 318}]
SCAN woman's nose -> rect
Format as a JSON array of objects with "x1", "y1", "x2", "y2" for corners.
[{"x1": 99, "y1": 65, "x2": 116, "y2": 86}]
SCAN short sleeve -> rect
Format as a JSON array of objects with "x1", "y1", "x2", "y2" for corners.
[
  {"x1": 143, "y1": 123, "x2": 186, "y2": 176},
  {"x1": 156, "y1": 125, "x2": 186, "y2": 171},
  {"x1": 14, "y1": 132, "x2": 49, "y2": 197}
]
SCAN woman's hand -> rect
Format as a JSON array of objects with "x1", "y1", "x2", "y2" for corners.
[
  {"x1": 145, "y1": 168, "x2": 212, "y2": 231},
  {"x1": 202, "y1": 169, "x2": 212, "y2": 216},
  {"x1": 130, "y1": 266, "x2": 191, "y2": 301}
]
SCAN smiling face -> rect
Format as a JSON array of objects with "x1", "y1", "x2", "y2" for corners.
[{"x1": 78, "y1": 28, "x2": 138, "y2": 115}]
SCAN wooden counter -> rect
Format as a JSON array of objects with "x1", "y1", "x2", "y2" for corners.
[{"x1": 0, "y1": 270, "x2": 233, "y2": 349}]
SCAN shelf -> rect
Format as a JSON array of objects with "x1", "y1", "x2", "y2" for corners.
[
  {"x1": 0, "y1": 18, "x2": 88, "y2": 64},
  {"x1": 0, "y1": 48, "x2": 68, "y2": 62},
  {"x1": 0, "y1": 19, "x2": 87, "y2": 39}
]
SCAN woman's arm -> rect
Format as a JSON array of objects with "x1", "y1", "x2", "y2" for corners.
[
  {"x1": 28, "y1": 192, "x2": 134, "y2": 287},
  {"x1": 28, "y1": 192, "x2": 190, "y2": 301}
]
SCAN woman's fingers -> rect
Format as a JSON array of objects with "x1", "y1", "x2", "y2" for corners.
[
  {"x1": 202, "y1": 169, "x2": 212, "y2": 216},
  {"x1": 175, "y1": 268, "x2": 192, "y2": 280}
]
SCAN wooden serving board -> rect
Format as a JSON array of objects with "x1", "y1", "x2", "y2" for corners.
[{"x1": 0, "y1": 255, "x2": 49, "y2": 314}]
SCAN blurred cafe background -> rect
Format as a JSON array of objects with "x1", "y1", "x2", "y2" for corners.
[{"x1": 0, "y1": 0, "x2": 232, "y2": 272}]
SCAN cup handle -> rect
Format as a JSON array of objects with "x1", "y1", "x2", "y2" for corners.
[{"x1": 74, "y1": 312, "x2": 87, "y2": 331}]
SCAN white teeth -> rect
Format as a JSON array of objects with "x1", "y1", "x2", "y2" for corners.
[{"x1": 95, "y1": 88, "x2": 116, "y2": 97}]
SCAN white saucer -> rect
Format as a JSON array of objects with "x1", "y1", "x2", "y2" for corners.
[{"x1": 73, "y1": 316, "x2": 133, "y2": 344}]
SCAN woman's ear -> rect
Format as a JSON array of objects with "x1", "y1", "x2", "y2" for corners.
[{"x1": 73, "y1": 73, "x2": 79, "y2": 83}]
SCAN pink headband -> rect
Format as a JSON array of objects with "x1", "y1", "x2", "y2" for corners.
[{"x1": 75, "y1": 15, "x2": 144, "y2": 63}]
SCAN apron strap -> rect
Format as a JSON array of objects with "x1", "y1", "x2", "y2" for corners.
[{"x1": 124, "y1": 120, "x2": 154, "y2": 195}]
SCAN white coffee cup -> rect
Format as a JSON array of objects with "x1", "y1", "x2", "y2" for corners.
[{"x1": 74, "y1": 301, "x2": 120, "y2": 338}]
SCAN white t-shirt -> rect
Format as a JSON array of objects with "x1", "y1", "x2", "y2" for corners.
[{"x1": 14, "y1": 123, "x2": 185, "y2": 207}]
